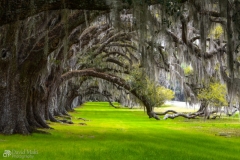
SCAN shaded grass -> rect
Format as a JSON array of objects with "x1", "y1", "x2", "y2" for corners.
[{"x1": 0, "y1": 102, "x2": 240, "y2": 160}]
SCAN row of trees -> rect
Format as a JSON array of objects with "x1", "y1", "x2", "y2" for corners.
[{"x1": 0, "y1": 0, "x2": 240, "y2": 134}]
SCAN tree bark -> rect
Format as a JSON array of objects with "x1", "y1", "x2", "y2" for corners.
[
  {"x1": 0, "y1": 9, "x2": 102, "y2": 134},
  {"x1": 0, "y1": 0, "x2": 190, "y2": 26}
]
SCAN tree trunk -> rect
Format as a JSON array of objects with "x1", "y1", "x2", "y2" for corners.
[
  {"x1": 0, "y1": 73, "x2": 30, "y2": 134},
  {"x1": 0, "y1": 19, "x2": 51, "y2": 134}
]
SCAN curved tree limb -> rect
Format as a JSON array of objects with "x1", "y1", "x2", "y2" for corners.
[
  {"x1": 102, "y1": 51, "x2": 133, "y2": 65},
  {"x1": 162, "y1": 111, "x2": 204, "y2": 119},
  {"x1": 61, "y1": 68, "x2": 160, "y2": 119}
]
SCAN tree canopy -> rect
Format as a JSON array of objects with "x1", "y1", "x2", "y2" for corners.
[{"x1": 0, "y1": 0, "x2": 240, "y2": 134}]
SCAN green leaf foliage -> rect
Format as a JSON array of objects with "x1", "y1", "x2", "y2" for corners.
[
  {"x1": 181, "y1": 63, "x2": 193, "y2": 76},
  {"x1": 128, "y1": 66, "x2": 174, "y2": 107},
  {"x1": 183, "y1": 65, "x2": 193, "y2": 76},
  {"x1": 197, "y1": 82, "x2": 227, "y2": 107},
  {"x1": 209, "y1": 24, "x2": 224, "y2": 39}
]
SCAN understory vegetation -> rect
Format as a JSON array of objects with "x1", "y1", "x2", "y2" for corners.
[{"x1": 1, "y1": 102, "x2": 239, "y2": 160}]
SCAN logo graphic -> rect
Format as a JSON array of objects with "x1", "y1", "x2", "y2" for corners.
[{"x1": 3, "y1": 150, "x2": 11, "y2": 157}]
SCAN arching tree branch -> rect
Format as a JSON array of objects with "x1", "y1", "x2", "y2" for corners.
[{"x1": 61, "y1": 68, "x2": 160, "y2": 119}]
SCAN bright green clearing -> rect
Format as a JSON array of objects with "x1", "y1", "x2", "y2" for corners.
[{"x1": 1, "y1": 102, "x2": 240, "y2": 160}]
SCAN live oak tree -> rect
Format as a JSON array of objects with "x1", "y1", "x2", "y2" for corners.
[
  {"x1": 1, "y1": 0, "x2": 240, "y2": 134},
  {"x1": 0, "y1": 1, "x2": 162, "y2": 134},
  {"x1": 150, "y1": 0, "x2": 240, "y2": 119},
  {"x1": 0, "y1": 10, "x2": 93, "y2": 134}
]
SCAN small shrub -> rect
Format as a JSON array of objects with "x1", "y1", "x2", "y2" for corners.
[{"x1": 197, "y1": 82, "x2": 227, "y2": 107}]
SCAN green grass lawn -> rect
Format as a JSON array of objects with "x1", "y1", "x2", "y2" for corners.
[{"x1": 1, "y1": 102, "x2": 240, "y2": 160}]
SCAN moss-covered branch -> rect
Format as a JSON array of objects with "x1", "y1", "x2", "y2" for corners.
[
  {"x1": 0, "y1": 0, "x2": 190, "y2": 26},
  {"x1": 61, "y1": 68, "x2": 161, "y2": 119}
]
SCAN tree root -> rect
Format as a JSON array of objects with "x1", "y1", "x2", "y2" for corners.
[
  {"x1": 78, "y1": 118, "x2": 90, "y2": 121},
  {"x1": 57, "y1": 115, "x2": 72, "y2": 120},
  {"x1": 59, "y1": 119, "x2": 74, "y2": 124},
  {"x1": 79, "y1": 123, "x2": 87, "y2": 125},
  {"x1": 32, "y1": 129, "x2": 51, "y2": 134},
  {"x1": 49, "y1": 112, "x2": 61, "y2": 123},
  {"x1": 147, "y1": 111, "x2": 160, "y2": 120}
]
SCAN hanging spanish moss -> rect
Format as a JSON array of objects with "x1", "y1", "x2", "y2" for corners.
[{"x1": 2, "y1": 0, "x2": 240, "y2": 134}]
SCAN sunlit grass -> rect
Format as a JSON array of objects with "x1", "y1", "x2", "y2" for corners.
[{"x1": 0, "y1": 102, "x2": 240, "y2": 160}]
